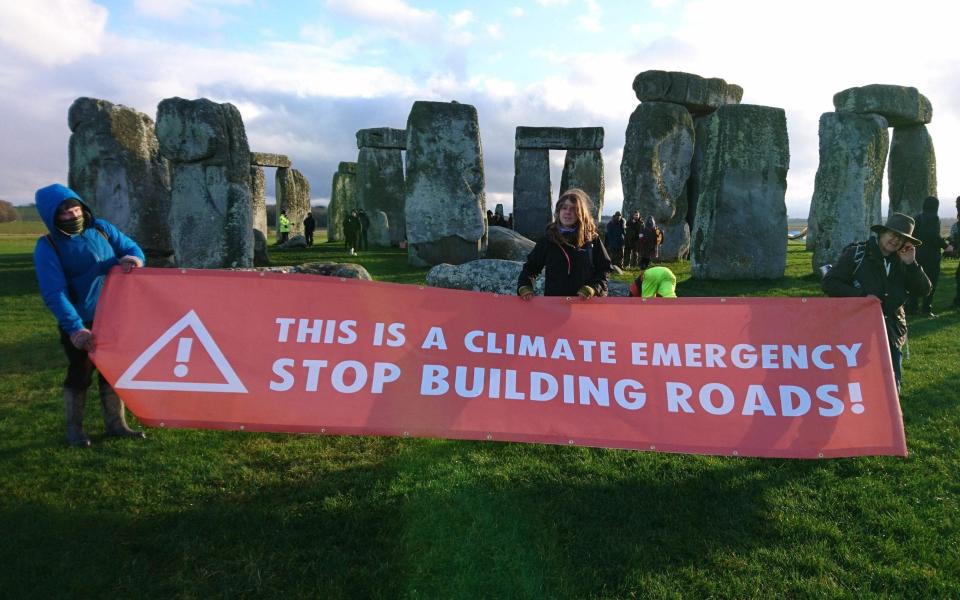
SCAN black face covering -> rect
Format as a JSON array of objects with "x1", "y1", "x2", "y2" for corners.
[{"x1": 57, "y1": 215, "x2": 84, "y2": 236}]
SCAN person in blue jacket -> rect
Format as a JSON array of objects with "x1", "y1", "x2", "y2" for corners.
[{"x1": 33, "y1": 183, "x2": 147, "y2": 447}]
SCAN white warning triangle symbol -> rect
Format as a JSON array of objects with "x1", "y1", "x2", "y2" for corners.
[{"x1": 115, "y1": 310, "x2": 248, "y2": 393}]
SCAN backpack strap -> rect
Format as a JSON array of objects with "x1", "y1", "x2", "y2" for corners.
[{"x1": 43, "y1": 225, "x2": 109, "y2": 261}]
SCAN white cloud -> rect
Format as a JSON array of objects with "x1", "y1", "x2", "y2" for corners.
[
  {"x1": 134, "y1": 0, "x2": 195, "y2": 19},
  {"x1": 450, "y1": 10, "x2": 474, "y2": 28},
  {"x1": 486, "y1": 24, "x2": 504, "y2": 39},
  {"x1": 578, "y1": 0, "x2": 602, "y2": 32},
  {"x1": 509, "y1": 7, "x2": 525, "y2": 17},
  {"x1": 0, "y1": 0, "x2": 107, "y2": 66},
  {"x1": 326, "y1": 0, "x2": 437, "y2": 28},
  {"x1": 536, "y1": 0, "x2": 571, "y2": 6}
]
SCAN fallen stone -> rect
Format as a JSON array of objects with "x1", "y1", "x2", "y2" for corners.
[
  {"x1": 486, "y1": 226, "x2": 535, "y2": 262},
  {"x1": 427, "y1": 259, "x2": 544, "y2": 296},
  {"x1": 632, "y1": 70, "x2": 743, "y2": 114},
  {"x1": 277, "y1": 234, "x2": 308, "y2": 249},
  {"x1": 833, "y1": 84, "x2": 932, "y2": 127},
  {"x1": 233, "y1": 262, "x2": 373, "y2": 280}
]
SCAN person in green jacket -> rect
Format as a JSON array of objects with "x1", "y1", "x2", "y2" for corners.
[
  {"x1": 277, "y1": 210, "x2": 290, "y2": 244},
  {"x1": 629, "y1": 265, "x2": 677, "y2": 298}
]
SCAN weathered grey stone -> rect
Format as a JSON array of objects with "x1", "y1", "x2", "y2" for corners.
[
  {"x1": 68, "y1": 97, "x2": 172, "y2": 263},
  {"x1": 405, "y1": 101, "x2": 486, "y2": 267},
  {"x1": 327, "y1": 161, "x2": 357, "y2": 242},
  {"x1": 276, "y1": 167, "x2": 310, "y2": 238},
  {"x1": 250, "y1": 166, "x2": 267, "y2": 237},
  {"x1": 253, "y1": 228, "x2": 269, "y2": 266},
  {"x1": 356, "y1": 127, "x2": 406, "y2": 150},
  {"x1": 515, "y1": 127, "x2": 604, "y2": 150},
  {"x1": 250, "y1": 152, "x2": 291, "y2": 168},
  {"x1": 369, "y1": 210, "x2": 391, "y2": 247},
  {"x1": 513, "y1": 148, "x2": 552, "y2": 240},
  {"x1": 808, "y1": 112, "x2": 889, "y2": 272},
  {"x1": 691, "y1": 104, "x2": 789, "y2": 280},
  {"x1": 486, "y1": 225, "x2": 535, "y2": 262},
  {"x1": 296, "y1": 262, "x2": 372, "y2": 280},
  {"x1": 608, "y1": 281, "x2": 630, "y2": 297},
  {"x1": 686, "y1": 115, "x2": 711, "y2": 231},
  {"x1": 356, "y1": 146, "x2": 405, "y2": 244},
  {"x1": 234, "y1": 262, "x2": 372, "y2": 280},
  {"x1": 156, "y1": 97, "x2": 253, "y2": 268},
  {"x1": 833, "y1": 84, "x2": 932, "y2": 127},
  {"x1": 427, "y1": 259, "x2": 543, "y2": 296},
  {"x1": 277, "y1": 234, "x2": 308, "y2": 249},
  {"x1": 633, "y1": 71, "x2": 743, "y2": 114},
  {"x1": 559, "y1": 149, "x2": 604, "y2": 221},
  {"x1": 888, "y1": 125, "x2": 937, "y2": 217},
  {"x1": 621, "y1": 101, "x2": 695, "y2": 225},
  {"x1": 659, "y1": 220, "x2": 690, "y2": 262}
]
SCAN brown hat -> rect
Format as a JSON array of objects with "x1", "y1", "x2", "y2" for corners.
[{"x1": 870, "y1": 212, "x2": 922, "y2": 246}]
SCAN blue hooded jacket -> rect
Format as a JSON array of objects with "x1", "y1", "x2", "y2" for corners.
[{"x1": 33, "y1": 184, "x2": 144, "y2": 335}]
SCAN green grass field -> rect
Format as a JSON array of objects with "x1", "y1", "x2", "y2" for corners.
[{"x1": 1, "y1": 220, "x2": 958, "y2": 598}]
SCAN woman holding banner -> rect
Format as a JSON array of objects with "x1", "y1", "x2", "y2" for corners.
[{"x1": 517, "y1": 189, "x2": 612, "y2": 300}]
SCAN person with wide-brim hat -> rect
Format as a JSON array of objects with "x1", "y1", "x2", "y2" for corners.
[{"x1": 822, "y1": 212, "x2": 931, "y2": 393}]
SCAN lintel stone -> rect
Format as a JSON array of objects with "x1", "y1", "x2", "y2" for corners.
[
  {"x1": 356, "y1": 127, "x2": 407, "y2": 149},
  {"x1": 250, "y1": 152, "x2": 292, "y2": 168},
  {"x1": 515, "y1": 126, "x2": 604, "y2": 150}
]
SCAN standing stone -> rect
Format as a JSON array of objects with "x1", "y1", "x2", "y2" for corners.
[
  {"x1": 513, "y1": 148, "x2": 552, "y2": 239},
  {"x1": 250, "y1": 165, "x2": 267, "y2": 237},
  {"x1": 356, "y1": 130, "x2": 405, "y2": 245},
  {"x1": 633, "y1": 71, "x2": 743, "y2": 114},
  {"x1": 888, "y1": 125, "x2": 936, "y2": 217},
  {"x1": 486, "y1": 226, "x2": 535, "y2": 262},
  {"x1": 156, "y1": 97, "x2": 253, "y2": 269},
  {"x1": 276, "y1": 168, "x2": 310, "y2": 238},
  {"x1": 621, "y1": 101, "x2": 695, "y2": 225},
  {"x1": 691, "y1": 105, "x2": 790, "y2": 280},
  {"x1": 327, "y1": 161, "x2": 356, "y2": 242},
  {"x1": 559, "y1": 149, "x2": 604, "y2": 221},
  {"x1": 253, "y1": 228, "x2": 269, "y2": 266},
  {"x1": 368, "y1": 210, "x2": 391, "y2": 247},
  {"x1": 405, "y1": 101, "x2": 486, "y2": 266},
  {"x1": 68, "y1": 97, "x2": 172, "y2": 263},
  {"x1": 808, "y1": 112, "x2": 889, "y2": 273},
  {"x1": 833, "y1": 84, "x2": 932, "y2": 127}
]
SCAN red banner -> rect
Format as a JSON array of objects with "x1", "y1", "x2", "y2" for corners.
[{"x1": 91, "y1": 268, "x2": 906, "y2": 458}]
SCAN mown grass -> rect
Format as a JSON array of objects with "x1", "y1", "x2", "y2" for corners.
[{"x1": 1, "y1": 224, "x2": 958, "y2": 598}]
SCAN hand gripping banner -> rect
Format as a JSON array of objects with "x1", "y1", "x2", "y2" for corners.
[{"x1": 91, "y1": 268, "x2": 907, "y2": 458}]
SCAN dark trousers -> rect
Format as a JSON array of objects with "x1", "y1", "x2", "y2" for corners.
[
  {"x1": 890, "y1": 343, "x2": 903, "y2": 393},
  {"x1": 59, "y1": 326, "x2": 103, "y2": 391},
  {"x1": 907, "y1": 259, "x2": 939, "y2": 313},
  {"x1": 305, "y1": 229, "x2": 314, "y2": 246},
  {"x1": 609, "y1": 246, "x2": 624, "y2": 268}
]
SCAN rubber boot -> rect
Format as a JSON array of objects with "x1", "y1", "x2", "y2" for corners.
[
  {"x1": 99, "y1": 382, "x2": 146, "y2": 439},
  {"x1": 64, "y1": 388, "x2": 91, "y2": 448}
]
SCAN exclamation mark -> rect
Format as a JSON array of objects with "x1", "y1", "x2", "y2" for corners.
[
  {"x1": 174, "y1": 337, "x2": 193, "y2": 378},
  {"x1": 848, "y1": 382, "x2": 864, "y2": 414}
]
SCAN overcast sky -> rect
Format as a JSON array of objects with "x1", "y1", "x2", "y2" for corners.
[{"x1": 2, "y1": 0, "x2": 959, "y2": 217}]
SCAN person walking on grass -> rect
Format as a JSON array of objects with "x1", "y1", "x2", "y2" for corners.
[
  {"x1": 605, "y1": 211, "x2": 626, "y2": 269},
  {"x1": 33, "y1": 184, "x2": 147, "y2": 447},
  {"x1": 822, "y1": 213, "x2": 931, "y2": 392},
  {"x1": 907, "y1": 196, "x2": 948, "y2": 317},
  {"x1": 303, "y1": 210, "x2": 316, "y2": 247}
]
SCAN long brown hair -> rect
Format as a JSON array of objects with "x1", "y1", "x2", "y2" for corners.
[{"x1": 547, "y1": 188, "x2": 598, "y2": 248}]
